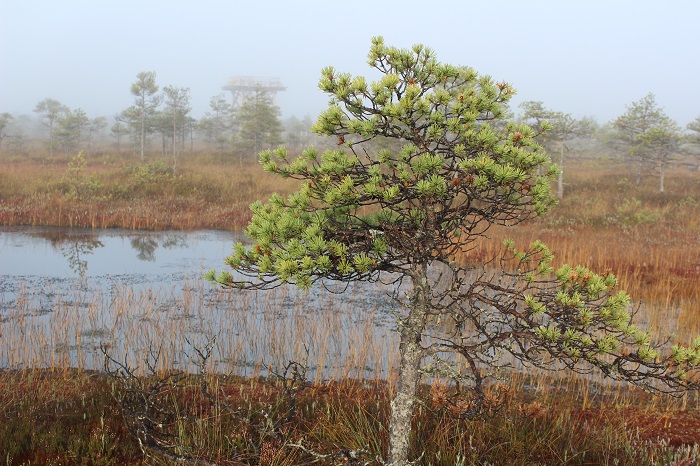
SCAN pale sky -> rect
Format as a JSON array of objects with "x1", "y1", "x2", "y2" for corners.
[{"x1": 2, "y1": 0, "x2": 699, "y2": 126}]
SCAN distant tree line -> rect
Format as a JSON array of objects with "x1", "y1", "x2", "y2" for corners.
[
  {"x1": 3, "y1": 71, "x2": 321, "y2": 164},
  {"x1": 516, "y1": 94, "x2": 700, "y2": 195},
  {"x1": 2, "y1": 73, "x2": 700, "y2": 191}
]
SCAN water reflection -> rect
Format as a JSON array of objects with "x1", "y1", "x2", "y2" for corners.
[
  {"x1": 0, "y1": 227, "x2": 235, "y2": 281},
  {"x1": 131, "y1": 237, "x2": 159, "y2": 261},
  {"x1": 31, "y1": 230, "x2": 105, "y2": 278},
  {"x1": 16, "y1": 229, "x2": 197, "y2": 277},
  {"x1": 130, "y1": 234, "x2": 186, "y2": 262}
]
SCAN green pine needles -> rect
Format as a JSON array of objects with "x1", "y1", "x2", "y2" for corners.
[{"x1": 209, "y1": 36, "x2": 557, "y2": 290}]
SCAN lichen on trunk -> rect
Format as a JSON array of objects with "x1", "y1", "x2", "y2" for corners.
[{"x1": 387, "y1": 266, "x2": 429, "y2": 465}]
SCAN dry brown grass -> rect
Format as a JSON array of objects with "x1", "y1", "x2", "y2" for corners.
[{"x1": 0, "y1": 151, "x2": 299, "y2": 230}]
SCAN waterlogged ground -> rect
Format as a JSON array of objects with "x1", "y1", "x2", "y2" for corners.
[
  {"x1": 0, "y1": 226, "x2": 236, "y2": 324},
  {"x1": 0, "y1": 227, "x2": 399, "y2": 378}
]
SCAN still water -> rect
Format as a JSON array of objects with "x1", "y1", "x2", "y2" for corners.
[
  {"x1": 0, "y1": 226, "x2": 234, "y2": 284},
  {"x1": 0, "y1": 227, "x2": 398, "y2": 377}
]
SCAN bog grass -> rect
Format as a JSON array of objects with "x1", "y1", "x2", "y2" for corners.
[
  {"x1": 0, "y1": 150, "x2": 699, "y2": 464},
  {"x1": 0, "y1": 151, "x2": 298, "y2": 230}
]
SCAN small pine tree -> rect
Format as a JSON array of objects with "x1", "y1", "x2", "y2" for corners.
[{"x1": 210, "y1": 38, "x2": 700, "y2": 465}]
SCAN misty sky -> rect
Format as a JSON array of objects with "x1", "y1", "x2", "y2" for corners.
[{"x1": 2, "y1": 0, "x2": 699, "y2": 126}]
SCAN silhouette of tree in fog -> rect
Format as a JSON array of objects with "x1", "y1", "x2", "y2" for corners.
[
  {"x1": 0, "y1": 112, "x2": 13, "y2": 152},
  {"x1": 235, "y1": 89, "x2": 283, "y2": 163},
  {"x1": 34, "y1": 98, "x2": 66, "y2": 156},
  {"x1": 163, "y1": 85, "x2": 191, "y2": 169},
  {"x1": 110, "y1": 120, "x2": 130, "y2": 153},
  {"x1": 86, "y1": 116, "x2": 107, "y2": 156},
  {"x1": 520, "y1": 101, "x2": 594, "y2": 198},
  {"x1": 685, "y1": 116, "x2": 700, "y2": 166},
  {"x1": 613, "y1": 93, "x2": 681, "y2": 191},
  {"x1": 284, "y1": 115, "x2": 314, "y2": 152},
  {"x1": 199, "y1": 93, "x2": 234, "y2": 151},
  {"x1": 123, "y1": 71, "x2": 161, "y2": 161},
  {"x1": 55, "y1": 108, "x2": 89, "y2": 157}
]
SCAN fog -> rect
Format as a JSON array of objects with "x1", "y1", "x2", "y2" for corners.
[{"x1": 2, "y1": 0, "x2": 700, "y2": 125}]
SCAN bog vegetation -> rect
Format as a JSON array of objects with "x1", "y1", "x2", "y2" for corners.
[
  {"x1": 1, "y1": 42, "x2": 700, "y2": 465},
  {"x1": 1, "y1": 146, "x2": 699, "y2": 465}
]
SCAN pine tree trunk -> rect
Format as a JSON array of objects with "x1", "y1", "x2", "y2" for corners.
[
  {"x1": 386, "y1": 267, "x2": 428, "y2": 465},
  {"x1": 172, "y1": 116, "x2": 178, "y2": 172},
  {"x1": 140, "y1": 108, "x2": 146, "y2": 162},
  {"x1": 636, "y1": 159, "x2": 642, "y2": 185},
  {"x1": 49, "y1": 120, "x2": 54, "y2": 157},
  {"x1": 659, "y1": 162, "x2": 665, "y2": 193}
]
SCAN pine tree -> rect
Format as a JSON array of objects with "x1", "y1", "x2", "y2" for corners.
[
  {"x1": 210, "y1": 38, "x2": 700, "y2": 465},
  {"x1": 235, "y1": 89, "x2": 283, "y2": 159}
]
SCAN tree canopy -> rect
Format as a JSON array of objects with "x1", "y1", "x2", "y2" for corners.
[
  {"x1": 0, "y1": 112, "x2": 14, "y2": 151},
  {"x1": 33, "y1": 98, "x2": 67, "y2": 156},
  {"x1": 128, "y1": 71, "x2": 161, "y2": 161}
]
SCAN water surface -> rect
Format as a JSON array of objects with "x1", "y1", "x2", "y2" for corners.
[{"x1": 1, "y1": 226, "x2": 235, "y2": 281}]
